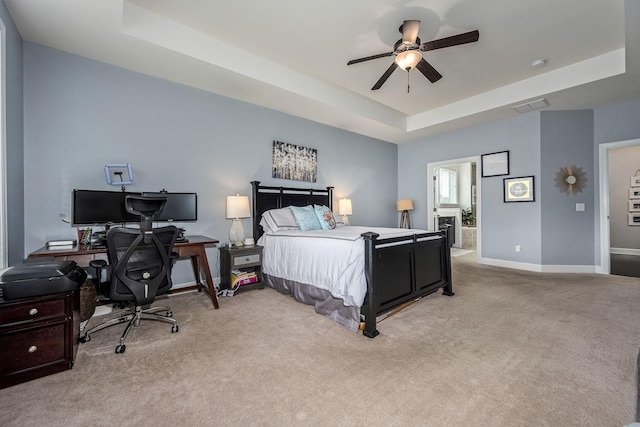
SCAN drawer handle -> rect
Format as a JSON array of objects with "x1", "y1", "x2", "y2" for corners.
[
  {"x1": 245, "y1": 257, "x2": 250, "y2": 262},
  {"x1": 29, "y1": 308, "x2": 38, "y2": 316},
  {"x1": 28, "y1": 345, "x2": 38, "y2": 353}
]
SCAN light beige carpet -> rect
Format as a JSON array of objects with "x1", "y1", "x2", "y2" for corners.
[{"x1": 1, "y1": 254, "x2": 639, "y2": 426}]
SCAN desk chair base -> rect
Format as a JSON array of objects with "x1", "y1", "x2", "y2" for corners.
[{"x1": 80, "y1": 304, "x2": 178, "y2": 354}]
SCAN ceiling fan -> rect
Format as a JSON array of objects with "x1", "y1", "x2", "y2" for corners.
[{"x1": 347, "y1": 20, "x2": 479, "y2": 91}]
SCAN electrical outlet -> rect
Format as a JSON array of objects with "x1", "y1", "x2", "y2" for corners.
[{"x1": 515, "y1": 245, "x2": 522, "y2": 253}]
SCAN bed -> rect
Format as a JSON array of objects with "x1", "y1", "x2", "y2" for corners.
[{"x1": 251, "y1": 181, "x2": 453, "y2": 338}]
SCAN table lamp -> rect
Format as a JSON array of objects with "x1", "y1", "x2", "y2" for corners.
[
  {"x1": 338, "y1": 198, "x2": 352, "y2": 225},
  {"x1": 226, "y1": 194, "x2": 250, "y2": 246},
  {"x1": 397, "y1": 199, "x2": 413, "y2": 228}
]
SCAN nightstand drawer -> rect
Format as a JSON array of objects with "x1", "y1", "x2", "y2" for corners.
[{"x1": 233, "y1": 253, "x2": 261, "y2": 267}]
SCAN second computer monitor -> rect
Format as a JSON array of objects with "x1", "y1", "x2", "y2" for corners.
[{"x1": 143, "y1": 192, "x2": 197, "y2": 222}]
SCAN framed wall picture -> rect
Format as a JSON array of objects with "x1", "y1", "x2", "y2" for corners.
[
  {"x1": 629, "y1": 200, "x2": 640, "y2": 212},
  {"x1": 629, "y1": 213, "x2": 640, "y2": 226},
  {"x1": 630, "y1": 188, "x2": 640, "y2": 199},
  {"x1": 631, "y1": 175, "x2": 640, "y2": 187},
  {"x1": 504, "y1": 176, "x2": 535, "y2": 202},
  {"x1": 481, "y1": 150, "x2": 509, "y2": 177},
  {"x1": 272, "y1": 140, "x2": 317, "y2": 182}
]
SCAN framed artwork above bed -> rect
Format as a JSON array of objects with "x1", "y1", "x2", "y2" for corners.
[{"x1": 272, "y1": 140, "x2": 318, "y2": 183}]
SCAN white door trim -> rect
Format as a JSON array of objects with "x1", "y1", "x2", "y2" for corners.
[{"x1": 598, "y1": 138, "x2": 640, "y2": 274}]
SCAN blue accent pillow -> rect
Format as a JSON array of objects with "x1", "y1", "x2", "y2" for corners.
[
  {"x1": 290, "y1": 205, "x2": 322, "y2": 231},
  {"x1": 313, "y1": 205, "x2": 336, "y2": 230}
]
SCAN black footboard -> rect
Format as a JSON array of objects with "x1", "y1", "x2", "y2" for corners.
[{"x1": 360, "y1": 230, "x2": 453, "y2": 338}]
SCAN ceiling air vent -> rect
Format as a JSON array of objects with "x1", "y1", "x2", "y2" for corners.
[{"x1": 512, "y1": 98, "x2": 550, "y2": 114}]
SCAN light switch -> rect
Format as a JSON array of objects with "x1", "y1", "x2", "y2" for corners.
[{"x1": 576, "y1": 203, "x2": 585, "y2": 212}]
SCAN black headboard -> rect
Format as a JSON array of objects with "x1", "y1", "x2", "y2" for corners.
[{"x1": 251, "y1": 181, "x2": 334, "y2": 239}]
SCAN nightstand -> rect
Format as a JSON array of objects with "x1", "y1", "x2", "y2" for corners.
[{"x1": 219, "y1": 245, "x2": 264, "y2": 294}]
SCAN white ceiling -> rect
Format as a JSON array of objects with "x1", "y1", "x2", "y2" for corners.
[{"x1": 5, "y1": 0, "x2": 640, "y2": 144}]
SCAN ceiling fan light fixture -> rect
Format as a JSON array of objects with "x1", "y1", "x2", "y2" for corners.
[{"x1": 395, "y1": 50, "x2": 422, "y2": 70}]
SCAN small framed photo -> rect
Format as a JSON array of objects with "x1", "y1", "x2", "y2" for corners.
[
  {"x1": 632, "y1": 176, "x2": 640, "y2": 187},
  {"x1": 630, "y1": 188, "x2": 640, "y2": 199},
  {"x1": 629, "y1": 201, "x2": 640, "y2": 212},
  {"x1": 504, "y1": 176, "x2": 535, "y2": 202},
  {"x1": 481, "y1": 151, "x2": 509, "y2": 177},
  {"x1": 629, "y1": 213, "x2": 640, "y2": 226}
]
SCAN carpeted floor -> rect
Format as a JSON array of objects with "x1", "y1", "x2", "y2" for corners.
[{"x1": 1, "y1": 253, "x2": 639, "y2": 426}]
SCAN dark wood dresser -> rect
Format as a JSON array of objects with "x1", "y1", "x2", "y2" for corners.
[{"x1": 0, "y1": 290, "x2": 80, "y2": 389}]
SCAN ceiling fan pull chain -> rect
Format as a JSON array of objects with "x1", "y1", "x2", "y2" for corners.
[{"x1": 407, "y1": 70, "x2": 410, "y2": 93}]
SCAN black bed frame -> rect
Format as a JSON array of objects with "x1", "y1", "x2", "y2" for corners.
[{"x1": 251, "y1": 181, "x2": 454, "y2": 338}]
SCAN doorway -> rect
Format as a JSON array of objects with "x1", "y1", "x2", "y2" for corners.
[
  {"x1": 427, "y1": 156, "x2": 482, "y2": 261},
  {"x1": 599, "y1": 138, "x2": 640, "y2": 276}
]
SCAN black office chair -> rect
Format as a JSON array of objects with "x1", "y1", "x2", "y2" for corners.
[{"x1": 80, "y1": 195, "x2": 179, "y2": 354}]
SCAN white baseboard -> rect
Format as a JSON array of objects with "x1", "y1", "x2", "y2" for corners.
[
  {"x1": 479, "y1": 257, "x2": 542, "y2": 272},
  {"x1": 171, "y1": 276, "x2": 220, "y2": 291},
  {"x1": 610, "y1": 247, "x2": 640, "y2": 256},
  {"x1": 478, "y1": 257, "x2": 596, "y2": 273}
]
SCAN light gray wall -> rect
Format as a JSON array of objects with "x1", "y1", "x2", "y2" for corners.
[
  {"x1": 540, "y1": 110, "x2": 595, "y2": 265},
  {"x1": 398, "y1": 114, "x2": 542, "y2": 264},
  {"x1": 608, "y1": 146, "x2": 640, "y2": 249},
  {"x1": 0, "y1": 2, "x2": 24, "y2": 266},
  {"x1": 22, "y1": 43, "x2": 398, "y2": 284}
]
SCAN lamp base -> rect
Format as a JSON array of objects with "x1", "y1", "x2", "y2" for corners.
[
  {"x1": 229, "y1": 219, "x2": 245, "y2": 246},
  {"x1": 400, "y1": 210, "x2": 411, "y2": 229},
  {"x1": 342, "y1": 215, "x2": 350, "y2": 226}
]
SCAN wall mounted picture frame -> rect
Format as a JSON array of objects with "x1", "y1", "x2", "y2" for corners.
[
  {"x1": 272, "y1": 140, "x2": 318, "y2": 182},
  {"x1": 632, "y1": 175, "x2": 640, "y2": 187},
  {"x1": 630, "y1": 188, "x2": 640, "y2": 199},
  {"x1": 504, "y1": 176, "x2": 535, "y2": 202},
  {"x1": 481, "y1": 150, "x2": 509, "y2": 177},
  {"x1": 629, "y1": 200, "x2": 640, "y2": 212},
  {"x1": 629, "y1": 213, "x2": 640, "y2": 226}
]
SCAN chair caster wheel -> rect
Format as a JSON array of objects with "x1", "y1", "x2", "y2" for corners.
[
  {"x1": 172, "y1": 325, "x2": 179, "y2": 333},
  {"x1": 80, "y1": 335, "x2": 90, "y2": 343},
  {"x1": 166, "y1": 310, "x2": 173, "y2": 318},
  {"x1": 115, "y1": 344, "x2": 126, "y2": 354}
]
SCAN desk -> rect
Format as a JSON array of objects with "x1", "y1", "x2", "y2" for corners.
[{"x1": 28, "y1": 235, "x2": 219, "y2": 309}]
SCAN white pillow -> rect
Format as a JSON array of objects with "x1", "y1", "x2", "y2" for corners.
[{"x1": 260, "y1": 207, "x2": 299, "y2": 233}]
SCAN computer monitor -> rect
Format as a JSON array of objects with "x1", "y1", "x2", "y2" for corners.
[
  {"x1": 72, "y1": 189, "x2": 142, "y2": 226},
  {"x1": 142, "y1": 192, "x2": 197, "y2": 222}
]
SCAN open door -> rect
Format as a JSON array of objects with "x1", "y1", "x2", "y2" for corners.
[{"x1": 427, "y1": 156, "x2": 481, "y2": 259}]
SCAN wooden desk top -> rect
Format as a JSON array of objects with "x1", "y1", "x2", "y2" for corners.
[{"x1": 29, "y1": 235, "x2": 219, "y2": 258}]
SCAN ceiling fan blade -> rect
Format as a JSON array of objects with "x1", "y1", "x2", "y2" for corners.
[
  {"x1": 421, "y1": 30, "x2": 479, "y2": 51},
  {"x1": 401, "y1": 20, "x2": 420, "y2": 45},
  {"x1": 347, "y1": 52, "x2": 394, "y2": 66},
  {"x1": 372, "y1": 62, "x2": 399, "y2": 90},
  {"x1": 415, "y1": 58, "x2": 442, "y2": 83}
]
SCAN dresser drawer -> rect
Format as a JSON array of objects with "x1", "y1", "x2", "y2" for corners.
[
  {"x1": 0, "y1": 297, "x2": 66, "y2": 326},
  {"x1": 0, "y1": 323, "x2": 66, "y2": 375},
  {"x1": 233, "y1": 253, "x2": 261, "y2": 267}
]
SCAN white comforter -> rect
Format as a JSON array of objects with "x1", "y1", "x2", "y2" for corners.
[{"x1": 257, "y1": 226, "x2": 426, "y2": 308}]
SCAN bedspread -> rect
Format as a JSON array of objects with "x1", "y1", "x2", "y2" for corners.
[{"x1": 257, "y1": 226, "x2": 426, "y2": 307}]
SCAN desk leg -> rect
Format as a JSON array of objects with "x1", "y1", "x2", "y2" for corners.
[{"x1": 190, "y1": 247, "x2": 219, "y2": 309}]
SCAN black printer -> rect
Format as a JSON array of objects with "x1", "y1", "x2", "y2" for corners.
[{"x1": 0, "y1": 260, "x2": 86, "y2": 301}]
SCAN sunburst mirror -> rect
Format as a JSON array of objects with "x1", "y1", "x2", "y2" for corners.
[{"x1": 554, "y1": 164, "x2": 586, "y2": 194}]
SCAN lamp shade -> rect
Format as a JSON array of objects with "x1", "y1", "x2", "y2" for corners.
[
  {"x1": 226, "y1": 194, "x2": 250, "y2": 219},
  {"x1": 396, "y1": 199, "x2": 414, "y2": 212},
  {"x1": 338, "y1": 198, "x2": 352, "y2": 216}
]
